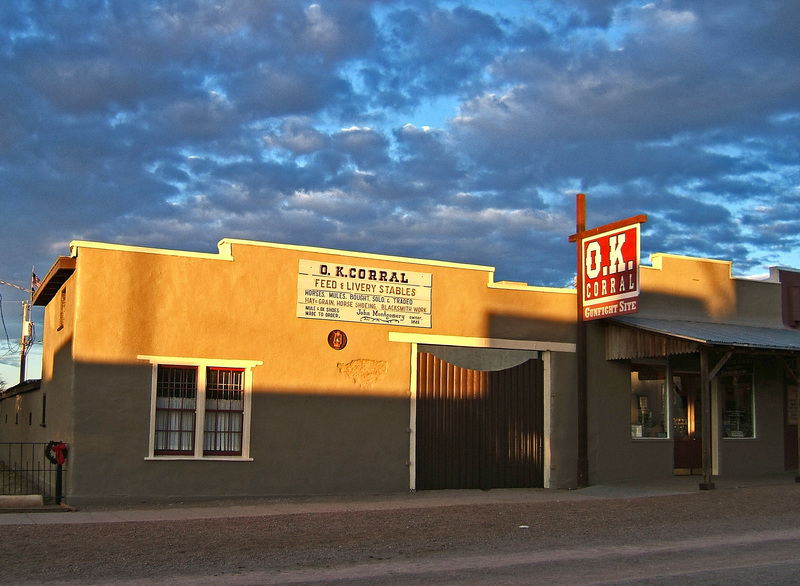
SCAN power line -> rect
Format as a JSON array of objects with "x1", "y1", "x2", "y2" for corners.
[
  {"x1": 0, "y1": 291, "x2": 11, "y2": 347},
  {"x1": 0, "y1": 279, "x2": 32, "y2": 294}
]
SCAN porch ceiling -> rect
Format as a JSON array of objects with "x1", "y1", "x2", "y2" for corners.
[{"x1": 31, "y1": 256, "x2": 76, "y2": 306}]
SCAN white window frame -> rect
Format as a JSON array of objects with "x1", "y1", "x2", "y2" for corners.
[{"x1": 139, "y1": 355, "x2": 262, "y2": 460}]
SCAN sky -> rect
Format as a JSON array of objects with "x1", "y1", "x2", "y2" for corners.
[{"x1": 1, "y1": 0, "x2": 799, "y2": 386}]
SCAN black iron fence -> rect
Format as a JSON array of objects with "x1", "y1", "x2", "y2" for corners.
[{"x1": 0, "y1": 442, "x2": 66, "y2": 504}]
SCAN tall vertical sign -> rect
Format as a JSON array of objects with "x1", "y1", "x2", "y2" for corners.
[{"x1": 569, "y1": 194, "x2": 646, "y2": 487}]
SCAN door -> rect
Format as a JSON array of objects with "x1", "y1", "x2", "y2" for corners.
[
  {"x1": 415, "y1": 352, "x2": 544, "y2": 490},
  {"x1": 673, "y1": 373, "x2": 702, "y2": 474},
  {"x1": 785, "y1": 381, "x2": 798, "y2": 471}
]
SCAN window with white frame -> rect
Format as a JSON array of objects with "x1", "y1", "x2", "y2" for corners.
[
  {"x1": 155, "y1": 365, "x2": 198, "y2": 455},
  {"x1": 141, "y1": 356, "x2": 261, "y2": 459},
  {"x1": 204, "y1": 367, "x2": 245, "y2": 456}
]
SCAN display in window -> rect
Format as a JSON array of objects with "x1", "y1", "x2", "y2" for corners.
[
  {"x1": 720, "y1": 359, "x2": 754, "y2": 438},
  {"x1": 630, "y1": 363, "x2": 668, "y2": 438}
]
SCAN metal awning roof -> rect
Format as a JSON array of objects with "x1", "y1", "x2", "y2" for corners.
[{"x1": 609, "y1": 315, "x2": 800, "y2": 354}]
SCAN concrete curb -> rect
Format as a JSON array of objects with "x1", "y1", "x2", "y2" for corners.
[{"x1": 0, "y1": 494, "x2": 44, "y2": 508}]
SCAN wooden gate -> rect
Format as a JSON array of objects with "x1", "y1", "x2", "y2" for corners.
[{"x1": 415, "y1": 352, "x2": 544, "y2": 490}]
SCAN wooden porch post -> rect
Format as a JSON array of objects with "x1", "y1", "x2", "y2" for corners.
[
  {"x1": 700, "y1": 348, "x2": 715, "y2": 490},
  {"x1": 795, "y1": 357, "x2": 800, "y2": 483},
  {"x1": 783, "y1": 356, "x2": 800, "y2": 482}
]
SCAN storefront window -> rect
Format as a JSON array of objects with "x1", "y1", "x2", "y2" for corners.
[
  {"x1": 720, "y1": 360, "x2": 755, "y2": 438},
  {"x1": 631, "y1": 362, "x2": 669, "y2": 438}
]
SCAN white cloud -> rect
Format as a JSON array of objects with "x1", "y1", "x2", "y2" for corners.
[{"x1": 0, "y1": 0, "x2": 798, "y2": 295}]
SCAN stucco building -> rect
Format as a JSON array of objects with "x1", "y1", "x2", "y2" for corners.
[{"x1": 2, "y1": 238, "x2": 798, "y2": 504}]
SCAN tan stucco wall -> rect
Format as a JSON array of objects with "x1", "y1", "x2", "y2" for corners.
[
  {"x1": 639, "y1": 254, "x2": 783, "y2": 325},
  {"x1": 717, "y1": 356, "x2": 786, "y2": 476},
  {"x1": 27, "y1": 242, "x2": 792, "y2": 502},
  {"x1": 0, "y1": 389, "x2": 44, "y2": 442},
  {"x1": 589, "y1": 254, "x2": 790, "y2": 485},
  {"x1": 50, "y1": 239, "x2": 578, "y2": 502},
  {"x1": 545, "y1": 350, "x2": 579, "y2": 488},
  {"x1": 0, "y1": 278, "x2": 78, "y2": 495},
  {"x1": 40, "y1": 278, "x2": 77, "y2": 446},
  {"x1": 0, "y1": 276, "x2": 76, "y2": 447},
  {"x1": 588, "y1": 324, "x2": 675, "y2": 484},
  {"x1": 67, "y1": 240, "x2": 576, "y2": 392}
]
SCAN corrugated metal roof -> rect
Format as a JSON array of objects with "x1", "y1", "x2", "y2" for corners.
[{"x1": 610, "y1": 315, "x2": 800, "y2": 352}]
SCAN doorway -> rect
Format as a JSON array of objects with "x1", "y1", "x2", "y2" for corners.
[
  {"x1": 415, "y1": 351, "x2": 544, "y2": 490},
  {"x1": 785, "y1": 380, "x2": 798, "y2": 471},
  {"x1": 673, "y1": 373, "x2": 702, "y2": 475}
]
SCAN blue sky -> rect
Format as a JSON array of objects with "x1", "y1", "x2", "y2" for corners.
[{"x1": 1, "y1": 0, "x2": 799, "y2": 386}]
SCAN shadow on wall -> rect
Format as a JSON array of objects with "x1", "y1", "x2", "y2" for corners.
[
  {"x1": 640, "y1": 257, "x2": 738, "y2": 320},
  {"x1": 36, "y1": 358, "x2": 413, "y2": 503}
]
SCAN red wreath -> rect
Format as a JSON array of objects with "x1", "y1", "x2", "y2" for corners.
[{"x1": 45, "y1": 441, "x2": 68, "y2": 466}]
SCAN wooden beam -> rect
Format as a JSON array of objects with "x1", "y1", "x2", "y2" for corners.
[
  {"x1": 792, "y1": 356, "x2": 800, "y2": 484},
  {"x1": 700, "y1": 348, "x2": 715, "y2": 490},
  {"x1": 575, "y1": 193, "x2": 588, "y2": 488},
  {"x1": 785, "y1": 359, "x2": 800, "y2": 385},
  {"x1": 709, "y1": 351, "x2": 733, "y2": 380},
  {"x1": 569, "y1": 214, "x2": 647, "y2": 242}
]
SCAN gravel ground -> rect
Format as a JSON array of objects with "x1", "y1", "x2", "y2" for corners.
[{"x1": 2, "y1": 483, "x2": 800, "y2": 584}]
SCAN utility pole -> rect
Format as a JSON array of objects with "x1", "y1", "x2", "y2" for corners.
[
  {"x1": 20, "y1": 268, "x2": 38, "y2": 383},
  {"x1": 1, "y1": 275, "x2": 35, "y2": 384},
  {"x1": 19, "y1": 300, "x2": 31, "y2": 382}
]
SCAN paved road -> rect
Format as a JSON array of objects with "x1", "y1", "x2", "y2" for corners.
[
  {"x1": 248, "y1": 529, "x2": 800, "y2": 585},
  {"x1": 108, "y1": 526, "x2": 800, "y2": 585},
  {"x1": 2, "y1": 478, "x2": 799, "y2": 584}
]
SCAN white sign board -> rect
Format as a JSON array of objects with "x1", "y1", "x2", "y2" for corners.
[{"x1": 297, "y1": 259, "x2": 432, "y2": 328}]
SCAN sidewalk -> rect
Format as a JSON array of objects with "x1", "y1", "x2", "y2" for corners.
[{"x1": 0, "y1": 472, "x2": 795, "y2": 526}]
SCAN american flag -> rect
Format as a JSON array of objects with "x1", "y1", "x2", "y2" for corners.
[{"x1": 31, "y1": 272, "x2": 41, "y2": 291}]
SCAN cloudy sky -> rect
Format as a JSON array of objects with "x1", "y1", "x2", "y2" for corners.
[{"x1": 1, "y1": 0, "x2": 799, "y2": 384}]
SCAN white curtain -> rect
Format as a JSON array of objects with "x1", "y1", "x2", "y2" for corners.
[
  {"x1": 204, "y1": 396, "x2": 243, "y2": 453},
  {"x1": 155, "y1": 395, "x2": 196, "y2": 452}
]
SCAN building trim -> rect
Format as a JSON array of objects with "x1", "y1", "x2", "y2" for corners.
[
  {"x1": 542, "y1": 351, "x2": 552, "y2": 488},
  {"x1": 143, "y1": 456, "x2": 255, "y2": 462},
  {"x1": 488, "y1": 281, "x2": 575, "y2": 294},
  {"x1": 648, "y1": 253, "x2": 732, "y2": 273},
  {"x1": 137, "y1": 355, "x2": 263, "y2": 368},
  {"x1": 0, "y1": 379, "x2": 41, "y2": 401},
  {"x1": 66, "y1": 239, "x2": 578, "y2": 295},
  {"x1": 220, "y1": 238, "x2": 496, "y2": 273},
  {"x1": 70, "y1": 240, "x2": 235, "y2": 261},
  {"x1": 388, "y1": 332, "x2": 576, "y2": 353},
  {"x1": 31, "y1": 257, "x2": 76, "y2": 306}
]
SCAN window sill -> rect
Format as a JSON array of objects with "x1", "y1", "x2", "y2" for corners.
[{"x1": 145, "y1": 456, "x2": 253, "y2": 462}]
